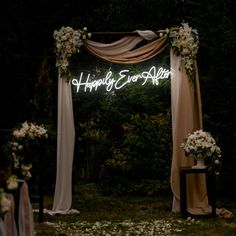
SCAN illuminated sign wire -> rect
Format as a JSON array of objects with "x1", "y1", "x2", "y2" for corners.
[{"x1": 72, "y1": 66, "x2": 174, "y2": 92}]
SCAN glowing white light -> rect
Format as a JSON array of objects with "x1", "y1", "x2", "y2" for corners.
[{"x1": 72, "y1": 66, "x2": 174, "y2": 93}]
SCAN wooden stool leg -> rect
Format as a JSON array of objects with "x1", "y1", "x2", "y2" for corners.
[{"x1": 180, "y1": 170, "x2": 188, "y2": 218}]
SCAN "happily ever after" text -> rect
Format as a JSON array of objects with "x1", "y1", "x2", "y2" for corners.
[{"x1": 72, "y1": 66, "x2": 174, "y2": 93}]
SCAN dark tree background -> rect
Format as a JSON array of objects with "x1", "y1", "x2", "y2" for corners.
[{"x1": 0, "y1": 0, "x2": 236, "y2": 197}]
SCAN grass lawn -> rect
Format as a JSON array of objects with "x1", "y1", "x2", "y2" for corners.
[{"x1": 34, "y1": 182, "x2": 236, "y2": 235}]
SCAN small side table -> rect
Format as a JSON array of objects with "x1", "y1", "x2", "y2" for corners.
[{"x1": 179, "y1": 167, "x2": 216, "y2": 218}]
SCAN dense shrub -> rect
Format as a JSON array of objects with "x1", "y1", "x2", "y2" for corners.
[{"x1": 99, "y1": 111, "x2": 172, "y2": 195}]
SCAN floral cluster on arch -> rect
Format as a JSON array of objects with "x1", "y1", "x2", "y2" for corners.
[
  {"x1": 53, "y1": 26, "x2": 92, "y2": 82},
  {"x1": 165, "y1": 23, "x2": 199, "y2": 82},
  {"x1": 53, "y1": 23, "x2": 199, "y2": 83}
]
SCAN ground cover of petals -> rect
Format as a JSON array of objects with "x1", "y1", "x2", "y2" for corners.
[
  {"x1": 34, "y1": 184, "x2": 236, "y2": 235},
  {"x1": 42, "y1": 217, "x2": 198, "y2": 236}
]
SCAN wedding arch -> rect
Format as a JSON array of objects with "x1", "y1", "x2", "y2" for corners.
[{"x1": 52, "y1": 23, "x2": 211, "y2": 215}]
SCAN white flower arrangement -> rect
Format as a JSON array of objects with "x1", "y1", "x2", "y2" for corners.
[
  {"x1": 13, "y1": 121, "x2": 48, "y2": 139},
  {"x1": 166, "y1": 22, "x2": 199, "y2": 82},
  {"x1": 53, "y1": 26, "x2": 91, "y2": 81},
  {"x1": 4, "y1": 121, "x2": 48, "y2": 180},
  {"x1": 181, "y1": 130, "x2": 221, "y2": 174},
  {"x1": 1, "y1": 121, "x2": 48, "y2": 217}
]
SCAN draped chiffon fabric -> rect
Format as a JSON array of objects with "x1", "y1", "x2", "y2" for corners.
[
  {"x1": 85, "y1": 36, "x2": 167, "y2": 64},
  {"x1": 170, "y1": 50, "x2": 210, "y2": 214},
  {"x1": 52, "y1": 72, "x2": 75, "y2": 212}
]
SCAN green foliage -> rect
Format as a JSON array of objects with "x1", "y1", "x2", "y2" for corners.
[
  {"x1": 186, "y1": 0, "x2": 236, "y2": 196},
  {"x1": 71, "y1": 52, "x2": 173, "y2": 195},
  {"x1": 99, "y1": 110, "x2": 172, "y2": 195}
]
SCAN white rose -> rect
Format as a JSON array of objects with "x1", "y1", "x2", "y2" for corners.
[{"x1": 214, "y1": 159, "x2": 220, "y2": 165}]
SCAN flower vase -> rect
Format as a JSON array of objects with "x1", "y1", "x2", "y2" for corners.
[{"x1": 192, "y1": 156, "x2": 206, "y2": 169}]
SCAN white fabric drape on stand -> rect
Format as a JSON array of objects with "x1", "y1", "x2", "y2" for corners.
[
  {"x1": 52, "y1": 71, "x2": 75, "y2": 213},
  {"x1": 4, "y1": 194, "x2": 18, "y2": 236},
  {"x1": 18, "y1": 182, "x2": 34, "y2": 236},
  {"x1": 0, "y1": 218, "x2": 6, "y2": 236},
  {"x1": 0, "y1": 184, "x2": 34, "y2": 236}
]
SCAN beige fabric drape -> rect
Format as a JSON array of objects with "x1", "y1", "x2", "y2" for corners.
[
  {"x1": 170, "y1": 49, "x2": 210, "y2": 214},
  {"x1": 52, "y1": 71, "x2": 75, "y2": 212},
  {"x1": 53, "y1": 30, "x2": 211, "y2": 215},
  {"x1": 85, "y1": 36, "x2": 167, "y2": 64}
]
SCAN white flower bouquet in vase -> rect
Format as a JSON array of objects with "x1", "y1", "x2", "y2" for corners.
[{"x1": 181, "y1": 130, "x2": 221, "y2": 173}]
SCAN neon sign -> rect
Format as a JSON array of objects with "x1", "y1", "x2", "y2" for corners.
[{"x1": 72, "y1": 66, "x2": 174, "y2": 93}]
